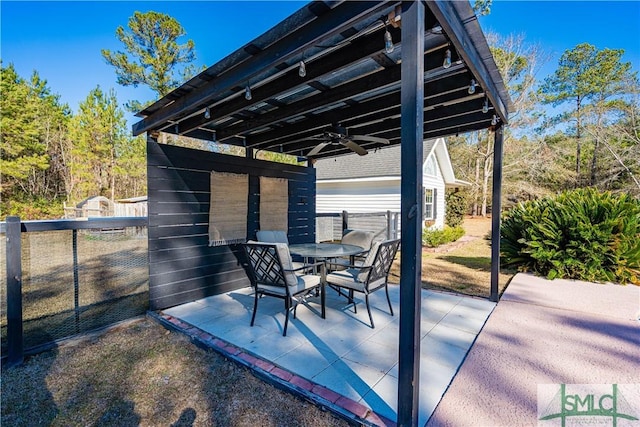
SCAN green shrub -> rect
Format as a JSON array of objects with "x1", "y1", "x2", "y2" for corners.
[
  {"x1": 501, "y1": 188, "x2": 640, "y2": 285},
  {"x1": 445, "y1": 191, "x2": 467, "y2": 228},
  {"x1": 422, "y1": 225, "x2": 465, "y2": 247},
  {"x1": 1, "y1": 197, "x2": 64, "y2": 220}
]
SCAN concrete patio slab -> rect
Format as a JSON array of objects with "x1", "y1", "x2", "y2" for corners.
[
  {"x1": 162, "y1": 283, "x2": 495, "y2": 425},
  {"x1": 426, "y1": 273, "x2": 640, "y2": 427}
]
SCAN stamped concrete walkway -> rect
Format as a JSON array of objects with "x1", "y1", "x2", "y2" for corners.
[
  {"x1": 161, "y1": 283, "x2": 495, "y2": 425},
  {"x1": 426, "y1": 273, "x2": 640, "y2": 427}
]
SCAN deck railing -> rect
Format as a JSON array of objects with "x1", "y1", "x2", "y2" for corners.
[
  {"x1": 316, "y1": 211, "x2": 400, "y2": 242},
  {"x1": 1, "y1": 216, "x2": 148, "y2": 366}
]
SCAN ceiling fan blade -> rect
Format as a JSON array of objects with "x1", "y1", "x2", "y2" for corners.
[
  {"x1": 307, "y1": 142, "x2": 330, "y2": 157},
  {"x1": 350, "y1": 134, "x2": 390, "y2": 145},
  {"x1": 343, "y1": 139, "x2": 368, "y2": 156}
]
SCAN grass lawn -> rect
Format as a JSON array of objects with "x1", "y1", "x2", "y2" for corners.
[
  {"x1": 1, "y1": 318, "x2": 350, "y2": 427},
  {"x1": 391, "y1": 216, "x2": 516, "y2": 298}
]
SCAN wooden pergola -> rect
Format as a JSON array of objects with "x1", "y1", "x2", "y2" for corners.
[{"x1": 133, "y1": 1, "x2": 512, "y2": 425}]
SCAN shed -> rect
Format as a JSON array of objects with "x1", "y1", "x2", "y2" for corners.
[
  {"x1": 315, "y1": 137, "x2": 468, "y2": 229},
  {"x1": 132, "y1": 2, "x2": 512, "y2": 423},
  {"x1": 66, "y1": 196, "x2": 113, "y2": 218}
]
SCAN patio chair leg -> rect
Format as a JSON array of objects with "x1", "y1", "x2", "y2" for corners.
[
  {"x1": 350, "y1": 290, "x2": 357, "y2": 313},
  {"x1": 250, "y1": 291, "x2": 259, "y2": 327},
  {"x1": 283, "y1": 297, "x2": 290, "y2": 336},
  {"x1": 365, "y1": 294, "x2": 374, "y2": 328},
  {"x1": 385, "y1": 284, "x2": 394, "y2": 316}
]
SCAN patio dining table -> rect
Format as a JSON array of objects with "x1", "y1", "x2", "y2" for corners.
[{"x1": 289, "y1": 243, "x2": 365, "y2": 319}]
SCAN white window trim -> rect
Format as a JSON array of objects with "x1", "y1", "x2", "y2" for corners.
[{"x1": 424, "y1": 188, "x2": 435, "y2": 220}]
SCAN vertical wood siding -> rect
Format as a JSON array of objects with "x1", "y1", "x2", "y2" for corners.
[{"x1": 147, "y1": 141, "x2": 315, "y2": 310}]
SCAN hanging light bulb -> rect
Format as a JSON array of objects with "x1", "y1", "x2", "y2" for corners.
[
  {"x1": 443, "y1": 49, "x2": 452, "y2": 69},
  {"x1": 298, "y1": 60, "x2": 306, "y2": 78},
  {"x1": 384, "y1": 28, "x2": 394, "y2": 54},
  {"x1": 204, "y1": 107, "x2": 211, "y2": 119},
  {"x1": 482, "y1": 97, "x2": 489, "y2": 114},
  {"x1": 245, "y1": 84, "x2": 252, "y2": 101},
  {"x1": 491, "y1": 114, "x2": 498, "y2": 126},
  {"x1": 468, "y1": 79, "x2": 476, "y2": 95}
]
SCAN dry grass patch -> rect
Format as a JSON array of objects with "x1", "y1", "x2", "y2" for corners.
[
  {"x1": 390, "y1": 216, "x2": 515, "y2": 298},
  {"x1": 1, "y1": 319, "x2": 351, "y2": 427}
]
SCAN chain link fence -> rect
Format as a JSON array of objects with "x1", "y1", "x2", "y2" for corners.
[{"x1": 1, "y1": 219, "x2": 148, "y2": 358}]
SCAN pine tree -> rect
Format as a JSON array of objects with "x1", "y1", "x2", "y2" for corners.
[{"x1": 101, "y1": 11, "x2": 198, "y2": 112}]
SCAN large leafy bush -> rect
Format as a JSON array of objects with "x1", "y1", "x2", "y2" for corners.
[{"x1": 501, "y1": 188, "x2": 640, "y2": 284}]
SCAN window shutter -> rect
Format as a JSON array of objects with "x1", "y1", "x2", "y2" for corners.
[{"x1": 433, "y1": 188, "x2": 438, "y2": 220}]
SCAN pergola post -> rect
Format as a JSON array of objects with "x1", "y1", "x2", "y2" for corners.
[
  {"x1": 398, "y1": 1, "x2": 425, "y2": 426},
  {"x1": 490, "y1": 124, "x2": 504, "y2": 302}
]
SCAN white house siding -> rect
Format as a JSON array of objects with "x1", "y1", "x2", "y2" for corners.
[
  {"x1": 316, "y1": 179, "x2": 401, "y2": 213},
  {"x1": 315, "y1": 139, "x2": 458, "y2": 237}
]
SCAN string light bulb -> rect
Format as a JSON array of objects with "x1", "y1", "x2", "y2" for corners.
[
  {"x1": 245, "y1": 84, "x2": 252, "y2": 101},
  {"x1": 298, "y1": 60, "x2": 307, "y2": 78},
  {"x1": 384, "y1": 27, "x2": 394, "y2": 54},
  {"x1": 491, "y1": 114, "x2": 498, "y2": 126},
  {"x1": 482, "y1": 98, "x2": 489, "y2": 114},
  {"x1": 468, "y1": 79, "x2": 477, "y2": 95},
  {"x1": 204, "y1": 107, "x2": 211, "y2": 119},
  {"x1": 443, "y1": 49, "x2": 452, "y2": 69}
]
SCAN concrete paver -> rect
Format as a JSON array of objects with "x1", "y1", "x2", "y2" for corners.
[
  {"x1": 426, "y1": 273, "x2": 640, "y2": 427},
  {"x1": 163, "y1": 283, "x2": 495, "y2": 425}
]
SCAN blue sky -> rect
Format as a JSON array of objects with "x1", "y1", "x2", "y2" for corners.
[{"x1": 2, "y1": 1, "x2": 639, "y2": 127}]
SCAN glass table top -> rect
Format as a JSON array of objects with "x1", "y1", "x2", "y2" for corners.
[{"x1": 288, "y1": 243, "x2": 365, "y2": 258}]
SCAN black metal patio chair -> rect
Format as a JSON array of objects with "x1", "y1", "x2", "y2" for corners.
[
  {"x1": 243, "y1": 241, "x2": 323, "y2": 336},
  {"x1": 325, "y1": 238, "x2": 400, "y2": 328},
  {"x1": 329, "y1": 229, "x2": 376, "y2": 270}
]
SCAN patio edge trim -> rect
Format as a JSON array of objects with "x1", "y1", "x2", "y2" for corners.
[{"x1": 146, "y1": 311, "x2": 396, "y2": 427}]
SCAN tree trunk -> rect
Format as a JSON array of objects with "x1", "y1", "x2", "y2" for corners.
[
  {"x1": 575, "y1": 97, "x2": 582, "y2": 187},
  {"x1": 480, "y1": 133, "x2": 494, "y2": 217},
  {"x1": 590, "y1": 106, "x2": 604, "y2": 186},
  {"x1": 472, "y1": 156, "x2": 480, "y2": 216},
  {"x1": 481, "y1": 151, "x2": 492, "y2": 217}
]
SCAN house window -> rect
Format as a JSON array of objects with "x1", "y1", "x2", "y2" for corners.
[{"x1": 424, "y1": 188, "x2": 435, "y2": 220}]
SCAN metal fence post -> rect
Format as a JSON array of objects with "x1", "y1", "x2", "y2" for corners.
[
  {"x1": 394, "y1": 213, "x2": 400, "y2": 239},
  {"x1": 73, "y1": 229, "x2": 80, "y2": 333},
  {"x1": 341, "y1": 210, "x2": 348, "y2": 233},
  {"x1": 6, "y1": 216, "x2": 23, "y2": 366}
]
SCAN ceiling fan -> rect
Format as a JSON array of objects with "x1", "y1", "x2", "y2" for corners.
[{"x1": 306, "y1": 124, "x2": 390, "y2": 157}]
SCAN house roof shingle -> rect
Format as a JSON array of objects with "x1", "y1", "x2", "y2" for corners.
[{"x1": 315, "y1": 139, "x2": 436, "y2": 180}]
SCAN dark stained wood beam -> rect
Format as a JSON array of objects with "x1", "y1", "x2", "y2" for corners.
[
  {"x1": 174, "y1": 26, "x2": 403, "y2": 136},
  {"x1": 427, "y1": 0, "x2": 509, "y2": 122},
  {"x1": 218, "y1": 50, "x2": 467, "y2": 142},
  {"x1": 133, "y1": 1, "x2": 393, "y2": 136},
  {"x1": 245, "y1": 64, "x2": 469, "y2": 148},
  {"x1": 215, "y1": 63, "x2": 403, "y2": 141},
  {"x1": 398, "y1": 1, "x2": 424, "y2": 424}
]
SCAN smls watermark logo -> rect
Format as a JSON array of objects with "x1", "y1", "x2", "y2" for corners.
[{"x1": 538, "y1": 384, "x2": 640, "y2": 426}]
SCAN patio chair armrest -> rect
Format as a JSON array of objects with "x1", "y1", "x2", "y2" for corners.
[
  {"x1": 325, "y1": 261, "x2": 372, "y2": 271},
  {"x1": 285, "y1": 261, "x2": 324, "y2": 273}
]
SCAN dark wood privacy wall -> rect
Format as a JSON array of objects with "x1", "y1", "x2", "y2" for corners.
[{"x1": 147, "y1": 140, "x2": 316, "y2": 310}]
